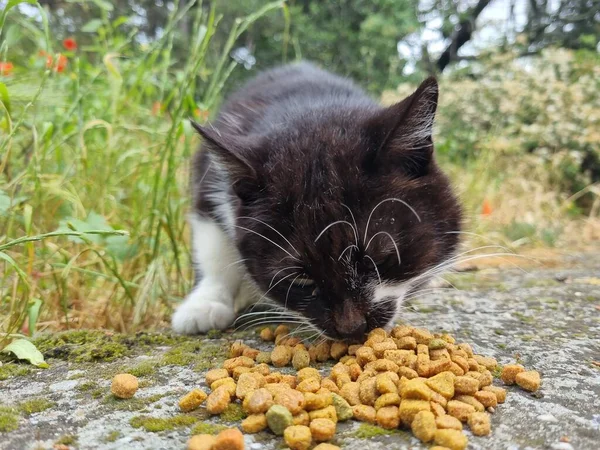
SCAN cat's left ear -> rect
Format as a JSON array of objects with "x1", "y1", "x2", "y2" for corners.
[
  {"x1": 191, "y1": 121, "x2": 261, "y2": 202},
  {"x1": 365, "y1": 77, "x2": 438, "y2": 177}
]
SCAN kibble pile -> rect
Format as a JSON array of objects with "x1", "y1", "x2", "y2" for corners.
[{"x1": 112, "y1": 324, "x2": 541, "y2": 450}]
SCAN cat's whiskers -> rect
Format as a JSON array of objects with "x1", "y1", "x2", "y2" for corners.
[
  {"x1": 364, "y1": 254, "x2": 382, "y2": 285},
  {"x1": 363, "y1": 197, "x2": 421, "y2": 244},
  {"x1": 223, "y1": 258, "x2": 249, "y2": 271},
  {"x1": 269, "y1": 266, "x2": 303, "y2": 288},
  {"x1": 314, "y1": 220, "x2": 359, "y2": 245},
  {"x1": 238, "y1": 216, "x2": 301, "y2": 256},
  {"x1": 285, "y1": 274, "x2": 302, "y2": 310},
  {"x1": 366, "y1": 231, "x2": 401, "y2": 267},
  {"x1": 338, "y1": 244, "x2": 358, "y2": 261},
  {"x1": 233, "y1": 224, "x2": 300, "y2": 262}
]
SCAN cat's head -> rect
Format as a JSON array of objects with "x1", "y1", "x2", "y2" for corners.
[{"x1": 193, "y1": 78, "x2": 461, "y2": 340}]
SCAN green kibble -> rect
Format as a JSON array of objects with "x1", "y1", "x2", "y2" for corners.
[
  {"x1": 292, "y1": 349, "x2": 310, "y2": 370},
  {"x1": 428, "y1": 339, "x2": 447, "y2": 350},
  {"x1": 331, "y1": 393, "x2": 353, "y2": 421},
  {"x1": 266, "y1": 404, "x2": 293, "y2": 435},
  {"x1": 256, "y1": 351, "x2": 272, "y2": 365}
]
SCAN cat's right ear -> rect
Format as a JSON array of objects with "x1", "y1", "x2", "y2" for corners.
[{"x1": 191, "y1": 121, "x2": 260, "y2": 202}]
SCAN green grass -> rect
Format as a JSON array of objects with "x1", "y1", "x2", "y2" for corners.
[{"x1": 0, "y1": 0, "x2": 285, "y2": 338}]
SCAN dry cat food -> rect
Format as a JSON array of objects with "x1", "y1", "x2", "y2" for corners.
[
  {"x1": 111, "y1": 373, "x2": 139, "y2": 399},
  {"x1": 182, "y1": 324, "x2": 541, "y2": 449}
]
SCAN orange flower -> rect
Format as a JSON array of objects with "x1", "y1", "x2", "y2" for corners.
[
  {"x1": 0, "y1": 62, "x2": 14, "y2": 76},
  {"x1": 55, "y1": 54, "x2": 67, "y2": 72},
  {"x1": 194, "y1": 108, "x2": 209, "y2": 122},
  {"x1": 63, "y1": 37, "x2": 77, "y2": 51},
  {"x1": 45, "y1": 55, "x2": 53, "y2": 68},
  {"x1": 481, "y1": 199, "x2": 493, "y2": 216},
  {"x1": 152, "y1": 101, "x2": 162, "y2": 116}
]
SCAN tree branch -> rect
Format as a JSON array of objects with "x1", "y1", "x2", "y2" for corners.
[{"x1": 435, "y1": 0, "x2": 492, "y2": 72}]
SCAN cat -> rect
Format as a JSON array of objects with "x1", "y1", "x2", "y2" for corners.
[{"x1": 171, "y1": 61, "x2": 462, "y2": 340}]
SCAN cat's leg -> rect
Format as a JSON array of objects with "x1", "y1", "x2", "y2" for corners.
[{"x1": 172, "y1": 213, "x2": 245, "y2": 334}]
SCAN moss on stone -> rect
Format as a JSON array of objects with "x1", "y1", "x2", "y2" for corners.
[
  {"x1": 19, "y1": 398, "x2": 54, "y2": 415},
  {"x1": 77, "y1": 381, "x2": 99, "y2": 392},
  {"x1": 191, "y1": 422, "x2": 227, "y2": 435},
  {"x1": 104, "y1": 430, "x2": 121, "y2": 442},
  {"x1": 33, "y1": 330, "x2": 130, "y2": 362},
  {"x1": 129, "y1": 414, "x2": 197, "y2": 432},
  {"x1": 91, "y1": 388, "x2": 104, "y2": 399},
  {"x1": 0, "y1": 363, "x2": 30, "y2": 381},
  {"x1": 55, "y1": 434, "x2": 77, "y2": 445},
  {"x1": 206, "y1": 329, "x2": 223, "y2": 339},
  {"x1": 125, "y1": 360, "x2": 156, "y2": 377},
  {"x1": 0, "y1": 407, "x2": 19, "y2": 432},
  {"x1": 220, "y1": 403, "x2": 246, "y2": 422},
  {"x1": 102, "y1": 393, "x2": 166, "y2": 411},
  {"x1": 352, "y1": 423, "x2": 403, "y2": 439}
]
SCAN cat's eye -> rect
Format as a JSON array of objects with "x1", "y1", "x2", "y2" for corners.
[{"x1": 292, "y1": 278, "x2": 315, "y2": 287}]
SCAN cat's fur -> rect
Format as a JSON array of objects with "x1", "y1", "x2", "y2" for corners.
[{"x1": 172, "y1": 62, "x2": 462, "y2": 339}]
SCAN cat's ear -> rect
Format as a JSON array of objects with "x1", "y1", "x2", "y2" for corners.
[
  {"x1": 191, "y1": 121, "x2": 260, "y2": 202},
  {"x1": 365, "y1": 77, "x2": 438, "y2": 177}
]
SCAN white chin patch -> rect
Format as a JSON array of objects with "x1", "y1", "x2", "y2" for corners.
[{"x1": 372, "y1": 283, "x2": 409, "y2": 328}]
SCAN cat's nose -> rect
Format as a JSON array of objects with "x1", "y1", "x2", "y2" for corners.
[{"x1": 332, "y1": 299, "x2": 367, "y2": 340}]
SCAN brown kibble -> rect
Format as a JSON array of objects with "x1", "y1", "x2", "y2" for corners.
[
  {"x1": 467, "y1": 358, "x2": 480, "y2": 371},
  {"x1": 245, "y1": 388, "x2": 273, "y2": 414},
  {"x1": 515, "y1": 370, "x2": 541, "y2": 392},
  {"x1": 430, "y1": 391, "x2": 448, "y2": 408},
  {"x1": 320, "y1": 378, "x2": 340, "y2": 394},
  {"x1": 242, "y1": 347, "x2": 260, "y2": 360},
  {"x1": 430, "y1": 348, "x2": 451, "y2": 361},
  {"x1": 413, "y1": 328, "x2": 434, "y2": 345},
  {"x1": 352, "y1": 404, "x2": 377, "y2": 423},
  {"x1": 223, "y1": 356, "x2": 254, "y2": 374},
  {"x1": 236, "y1": 372, "x2": 264, "y2": 399},
  {"x1": 368, "y1": 327, "x2": 387, "y2": 340},
  {"x1": 274, "y1": 324, "x2": 289, "y2": 336},
  {"x1": 364, "y1": 359, "x2": 399, "y2": 373},
  {"x1": 286, "y1": 337, "x2": 301, "y2": 347},
  {"x1": 411, "y1": 410, "x2": 437, "y2": 443},
  {"x1": 429, "y1": 338, "x2": 447, "y2": 350},
  {"x1": 427, "y1": 358, "x2": 454, "y2": 376},
  {"x1": 207, "y1": 385, "x2": 232, "y2": 414},
  {"x1": 398, "y1": 366, "x2": 419, "y2": 379},
  {"x1": 178, "y1": 389, "x2": 207, "y2": 412},
  {"x1": 309, "y1": 405, "x2": 338, "y2": 423},
  {"x1": 454, "y1": 395, "x2": 484, "y2": 412},
  {"x1": 340, "y1": 382, "x2": 361, "y2": 406},
  {"x1": 304, "y1": 392, "x2": 333, "y2": 411},
  {"x1": 430, "y1": 447, "x2": 452, "y2": 450},
  {"x1": 447, "y1": 400, "x2": 476, "y2": 422},
  {"x1": 292, "y1": 410, "x2": 310, "y2": 426},
  {"x1": 426, "y1": 371, "x2": 455, "y2": 399},
  {"x1": 454, "y1": 376, "x2": 479, "y2": 395},
  {"x1": 376, "y1": 373, "x2": 398, "y2": 394},
  {"x1": 394, "y1": 336, "x2": 417, "y2": 350},
  {"x1": 373, "y1": 339, "x2": 397, "y2": 358},
  {"x1": 400, "y1": 378, "x2": 433, "y2": 400},
  {"x1": 348, "y1": 363, "x2": 362, "y2": 381},
  {"x1": 297, "y1": 367, "x2": 321, "y2": 383},
  {"x1": 451, "y1": 356, "x2": 469, "y2": 374},
  {"x1": 348, "y1": 344, "x2": 361, "y2": 356},
  {"x1": 448, "y1": 362, "x2": 465, "y2": 377},
  {"x1": 399, "y1": 399, "x2": 431, "y2": 425},
  {"x1": 284, "y1": 425, "x2": 312, "y2": 450},
  {"x1": 242, "y1": 413, "x2": 268, "y2": 433},
  {"x1": 232, "y1": 366, "x2": 252, "y2": 380},
  {"x1": 281, "y1": 374, "x2": 297, "y2": 389},
  {"x1": 292, "y1": 348, "x2": 311, "y2": 370},
  {"x1": 229, "y1": 341, "x2": 247, "y2": 357},
  {"x1": 434, "y1": 429, "x2": 468, "y2": 450},
  {"x1": 391, "y1": 325, "x2": 414, "y2": 338},
  {"x1": 457, "y1": 343, "x2": 474, "y2": 357},
  {"x1": 260, "y1": 327, "x2": 275, "y2": 342},
  {"x1": 274, "y1": 389, "x2": 305, "y2": 415},
  {"x1": 264, "y1": 372, "x2": 282, "y2": 384},
  {"x1": 296, "y1": 377, "x2": 320, "y2": 393},
  {"x1": 501, "y1": 364, "x2": 525, "y2": 385},
  {"x1": 474, "y1": 355, "x2": 498, "y2": 370},
  {"x1": 213, "y1": 428, "x2": 244, "y2": 450},
  {"x1": 206, "y1": 368, "x2": 230, "y2": 386},
  {"x1": 211, "y1": 378, "x2": 236, "y2": 397},
  {"x1": 355, "y1": 346, "x2": 377, "y2": 366},
  {"x1": 482, "y1": 385, "x2": 507, "y2": 403},
  {"x1": 111, "y1": 374, "x2": 138, "y2": 399},
  {"x1": 468, "y1": 411, "x2": 491, "y2": 436},
  {"x1": 436, "y1": 415, "x2": 463, "y2": 430},
  {"x1": 313, "y1": 445, "x2": 341, "y2": 450},
  {"x1": 330, "y1": 341, "x2": 348, "y2": 360},
  {"x1": 187, "y1": 435, "x2": 216, "y2": 450},
  {"x1": 374, "y1": 392, "x2": 401, "y2": 410},
  {"x1": 310, "y1": 418, "x2": 336, "y2": 441},
  {"x1": 271, "y1": 345, "x2": 293, "y2": 368},
  {"x1": 479, "y1": 369, "x2": 493, "y2": 387},
  {"x1": 314, "y1": 341, "x2": 331, "y2": 362},
  {"x1": 376, "y1": 405, "x2": 400, "y2": 429},
  {"x1": 358, "y1": 377, "x2": 378, "y2": 406},
  {"x1": 430, "y1": 401, "x2": 446, "y2": 418},
  {"x1": 474, "y1": 390, "x2": 498, "y2": 408}
]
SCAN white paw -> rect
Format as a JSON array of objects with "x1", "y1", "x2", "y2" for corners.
[{"x1": 172, "y1": 287, "x2": 235, "y2": 334}]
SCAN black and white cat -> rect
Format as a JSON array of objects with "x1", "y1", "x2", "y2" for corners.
[{"x1": 172, "y1": 62, "x2": 461, "y2": 339}]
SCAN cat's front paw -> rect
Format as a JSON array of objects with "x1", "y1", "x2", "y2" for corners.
[{"x1": 171, "y1": 288, "x2": 235, "y2": 335}]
